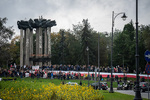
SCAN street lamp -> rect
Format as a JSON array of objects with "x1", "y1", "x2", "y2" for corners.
[
  {"x1": 86, "y1": 46, "x2": 89, "y2": 87},
  {"x1": 134, "y1": 0, "x2": 142, "y2": 99},
  {"x1": 109, "y1": 11, "x2": 127, "y2": 93},
  {"x1": 98, "y1": 34, "x2": 100, "y2": 89}
]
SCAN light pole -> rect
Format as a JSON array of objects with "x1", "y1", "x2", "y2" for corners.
[
  {"x1": 123, "y1": 56, "x2": 124, "y2": 74},
  {"x1": 109, "y1": 11, "x2": 127, "y2": 93},
  {"x1": 98, "y1": 33, "x2": 100, "y2": 89},
  {"x1": 134, "y1": 0, "x2": 142, "y2": 99},
  {"x1": 86, "y1": 46, "x2": 89, "y2": 87}
]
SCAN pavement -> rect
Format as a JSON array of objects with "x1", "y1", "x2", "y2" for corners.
[{"x1": 108, "y1": 88, "x2": 150, "y2": 99}]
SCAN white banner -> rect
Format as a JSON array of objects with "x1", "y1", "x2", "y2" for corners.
[
  {"x1": 25, "y1": 73, "x2": 29, "y2": 77},
  {"x1": 32, "y1": 66, "x2": 39, "y2": 70}
]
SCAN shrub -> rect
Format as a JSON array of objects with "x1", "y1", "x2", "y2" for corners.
[{"x1": 0, "y1": 80, "x2": 104, "y2": 100}]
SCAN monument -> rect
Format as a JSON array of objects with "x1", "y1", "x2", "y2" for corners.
[{"x1": 17, "y1": 17, "x2": 56, "y2": 67}]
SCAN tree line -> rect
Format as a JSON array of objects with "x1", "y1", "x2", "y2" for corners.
[{"x1": 0, "y1": 17, "x2": 150, "y2": 73}]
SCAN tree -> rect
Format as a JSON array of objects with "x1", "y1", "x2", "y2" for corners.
[
  {"x1": 9, "y1": 36, "x2": 20, "y2": 65},
  {"x1": 140, "y1": 25, "x2": 150, "y2": 50},
  {"x1": 73, "y1": 19, "x2": 108, "y2": 66},
  {"x1": 0, "y1": 43, "x2": 11, "y2": 68},
  {"x1": 59, "y1": 30, "x2": 66, "y2": 65},
  {"x1": 72, "y1": 19, "x2": 94, "y2": 65},
  {"x1": 123, "y1": 20, "x2": 135, "y2": 41},
  {"x1": 88, "y1": 32, "x2": 109, "y2": 66},
  {"x1": 63, "y1": 30, "x2": 81, "y2": 65},
  {"x1": 0, "y1": 17, "x2": 14, "y2": 67},
  {"x1": 0, "y1": 17, "x2": 14, "y2": 46},
  {"x1": 139, "y1": 25, "x2": 150, "y2": 72},
  {"x1": 113, "y1": 21, "x2": 135, "y2": 72},
  {"x1": 51, "y1": 32, "x2": 61, "y2": 64},
  {"x1": 51, "y1": 29, "x2": 81, "y2": 65},
  {"x1": 51, "y1": 19, "x2": 109, "y2": 66},
  {"x1": 122, "y1": 21, "x2": 135, "y2": 72}
]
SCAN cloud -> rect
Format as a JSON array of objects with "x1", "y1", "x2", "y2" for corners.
[{"x1": 0, "y1": 0, "x2": 150, "y2": 36}]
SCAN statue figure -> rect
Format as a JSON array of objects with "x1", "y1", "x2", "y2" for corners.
[
  {"x1": 17, "y1": 18, "x2": 56, "y2": 30},
  {"x1": 17, "y1": 20, "x2": 32, "y2": 30}
]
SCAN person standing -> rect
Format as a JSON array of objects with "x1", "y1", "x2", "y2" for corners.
[
  {"x1": 51, "y1": 72, "x2": 53, "y2": 79},
  {"x1": 63, "y1": 72, "x2": 66, "y2": 80}
]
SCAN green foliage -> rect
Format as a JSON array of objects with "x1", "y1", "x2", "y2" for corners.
[
  {"x1": 0, "y1": 78, "x2": 148, "y2": 100},
  {"x1": 0, "y1": 78, "x2": 104, "y2": 100},
  {"x1": 113, "y1": 21, "x2": 135, "y2": 72},
  {"x1": 1, "y1": 17, "x2": 149, "y2": 72},
  {"x1": 9, "y1": 36, "x2": 20, "y2": 65},
  {"x1": 140, "y1": 25, "x2": 150, "y2": 50},
  {"x1": 51, "y1": 19, "x2": 108, "y2": 66},
  {"x1": 139, "y1": 25, "x2": 150, "y2": 71},
  {"x1": 113, "y1": 21, "x2": 150, "y2": 73},
  {"x1": 51, "y1": 30, "x2": 81, "y2": 65},
  {"x1": 72, "y1": 19, "x2": 108, "y2": 66},
  {"x1": 59, "y1": 29, "x2": 66, "y2": 64},
  {"x1": 0, "y1": 17, "x2": 14, "y2": 67},
  {"x1": 51, "y1": 32, "x2": 61, "y2": 64},
  {"x1": 100, "y1": 90, "x2": 148, "y2": 100}
]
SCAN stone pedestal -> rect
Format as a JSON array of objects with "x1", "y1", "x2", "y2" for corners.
[
  {"x1": 29, "y1": 29, "x2": 33, "y2": 65},
  {"x1": 20, "y1": 29, "x2": 23, "y2": 68},
  {"x1": 39, "y1": 27, "x2": 43, "y2": 67},
  {"x1": 25, "y1": 28, "x2": 30, "y2": 66},
  {"x1": 44, "y1": 28, "x2": 48, "y2": 66},
  {"x1": 23, "y1": 30, "x2": 26, "y2": 66},
  {"x1": 47, "y1": 27, "x2": 51, "y2": 65},
  {"x1": 36, "y1": 28, "x2": 39, "y2": 65}
]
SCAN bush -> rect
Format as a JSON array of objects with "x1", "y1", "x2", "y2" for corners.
[
  {"x1": 0, "y1": 80, "x2": 104, "y2": 100},
  {"x1": 141, "y1": 77, "x2": 145, "y2": 82}
]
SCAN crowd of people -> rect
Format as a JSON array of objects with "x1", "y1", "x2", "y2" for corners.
[
  {"x1": 0, "y1": 64, "x2": 129, "y2": 80},
  {"x1": 20, "y1": 64, "x2": 129, "y2": 73},
  {"x1": 0, "y1": 67, "x2": 97, "y2": 80}
]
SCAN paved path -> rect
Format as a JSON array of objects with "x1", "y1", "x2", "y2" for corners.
[{"x1": 109, "y1": 88, "x2": 150, "y2": 99}]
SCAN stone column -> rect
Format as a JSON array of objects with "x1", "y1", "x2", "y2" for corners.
[
  {"x1": 39, "y1": 27, "x2": 43, "y2": 67},
  {"x1": 23, "y1": 30, "x2": 26, "y2": 66},
  {"x1": 29, "y1": 29, "x2": 33, "y2": 66},
  {"x1": 47, "y1": 27, "x2": 51, "y2": 65},
  {"x1": 20, "y1": 29, "x2": 24, "y2": 69},
  {"x1": 44, "y1": 28, "x2": 48, "y2": 66},
  {"x1": 25, "y1": 28, "x2": 30, "y2": 66},
  {"x1": 36, "y1": 28, "x2": 39, "y2": 65}
]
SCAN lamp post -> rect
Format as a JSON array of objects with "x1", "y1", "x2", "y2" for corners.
[
  {"x1": 123, "y1": 56, "x2": 124, "y2": 74},
  {"x1": 134, "y1": 0, "x2": 142, "y2": 99},
  {"x1": 86, "y1": 46, "x2": 89, "y2": 87},
  {"x1": 109, "y1": 11, "x2": 127, "y2": 93},
  {"x1": 98, "y1": 33, "x2": 100, "y2": 89}
]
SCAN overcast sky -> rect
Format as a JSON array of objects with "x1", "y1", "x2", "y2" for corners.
[{"x1": 0, "y1": 0, "x2": 150, "y2": 36}]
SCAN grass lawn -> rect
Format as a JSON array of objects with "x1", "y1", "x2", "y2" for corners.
[
  {"x1": 100, "y1": 90, "x2": 148, "y2": 100},
  {"x1": 0, "y1": 77, "x2": 148, "y2": 100},
  {"x1": 14, "y1": 77, "x2": 118, "y2": 87}
]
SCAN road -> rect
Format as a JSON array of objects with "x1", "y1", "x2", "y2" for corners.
[{"x1": 111, "y1": 88, "x2": 150, "y2": 99}]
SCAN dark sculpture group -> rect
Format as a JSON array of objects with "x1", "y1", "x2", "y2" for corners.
[{"x1": 17, "y1": 17, "x2": 56, "y2": 68}]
